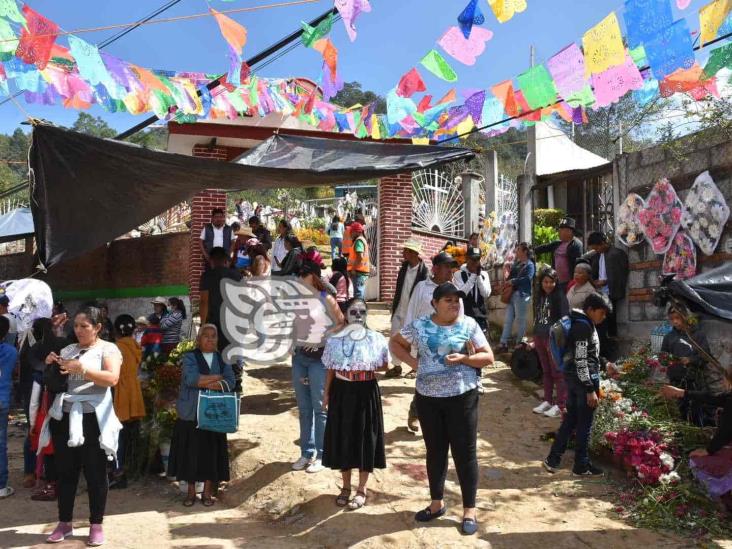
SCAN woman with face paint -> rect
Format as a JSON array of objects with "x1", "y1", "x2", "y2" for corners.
[
  {"x1": 322, "y1": 299, "x2": 390, "y2": 510},
  {"x1": 390, "y1": 283, "x2": 494, "y2": 535}
]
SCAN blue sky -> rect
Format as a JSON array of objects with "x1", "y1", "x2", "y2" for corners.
[{"x1": 0, "y1": 0, "x2": 718, "y2": 134}]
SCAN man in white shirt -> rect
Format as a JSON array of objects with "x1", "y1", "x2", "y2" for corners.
[
  {"x1": 453, "y1": 247, "x2": 491, "y2": 334},
  {"x1": 385, "y1": 241, "x2": 429, "y2": 378},
  {"x1": 199, "y1": 208, "x2": 233, "y2": 268},
  {"x1": 0, "y1": 295, "x2": 17, "y2": 346},
  {"x1": 403, "y1": 251, "x2": 463, "y2": 432}
]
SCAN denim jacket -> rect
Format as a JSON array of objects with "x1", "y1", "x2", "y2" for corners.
[
  {"x1": 176, "y1": 351, "x2": 235, "y2": 421},
  {"x1": 509, "y1": 260, "x2": 536, "y2": 297}
]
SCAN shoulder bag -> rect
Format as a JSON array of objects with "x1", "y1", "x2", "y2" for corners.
[{"x1": 193, "y1": 351, "x2": 240, "y2": 434}]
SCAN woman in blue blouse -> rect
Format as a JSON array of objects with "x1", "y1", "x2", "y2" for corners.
[
  {"x1": 167, "y1": 324, "x2": 235, "y2": 507},
  {"x1": 390, "y1": 283, "x2": 494, "y2": 536},
  {"x1": 498, "y1": 242, "x2": 536, "y2": 352}
]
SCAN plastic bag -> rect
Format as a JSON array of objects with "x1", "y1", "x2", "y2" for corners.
[{"x1": 681, "y1": 171, "x2": 730, "y2": 256}]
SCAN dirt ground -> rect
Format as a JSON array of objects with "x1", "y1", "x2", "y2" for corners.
[{"x1": 0, "y1": 310, "x2": 726, "y2": 548}]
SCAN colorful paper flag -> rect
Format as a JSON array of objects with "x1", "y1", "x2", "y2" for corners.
[
  {"x1": 0, "y1": 63, "x2": 8, "y2": 96},
  {"x1": 644, "y1": 18, "x2": 695, "y2": 79},
  {"x1": 699, "y1": 0, "x2": 732, "y2": 45},
  {"x1": 396, "y1": 67, "x2": 426, "y2": 97},
  {"x1": 633, "y1": 76, "x2": 659, "y2": 105},
  {"x1": 0, "y1": 18, "x2": 18, "y2": 60},
  {"x1": 15, "y1": 5, "x2": 59, "y2": 70},
  {"x1": 386, "y1": 88, "x2": 417, "y2": 124},
  {"x1": 582, "y1": 12, "x2": 626, "y2": 77},
  {"x1": 67, "y1": 35, "x2": 110, "y2": 87},
  {"x1": 623, "y1": 0, "x2": 673, "y2": 48},
  {"x1": 420, "y1": 49, "x2": 458, "y2": 82},
  {"x1": 677, "y1": 0, "x2": 692, "y2": 8},
  {"x1": 488, "y1": 0, "x2": 527, "y2": 23},
  {"x1": 659, "y1": 63, "x2": 719, "y2": 99},
  {"x1": 334, "y1": 0, "x2": 371, "y2": 42},
  {"x1": 437, "y1": 25, "x2": 493, "y2": 66},
  {"x1": 516, "y1": 64, "x2": 557, "y2": 109},
  {"x1": 464, "y1": 90, "x2": 486, "y2": 124},
  {"x1": 210, "y1": 8, "x2": 247, "y2": 55},
  {"x1": 313, "y1": 38, "x2": 338, "y2": 79},
  {"x1": 4, "y1": 57, "x2": 42, "y2": 91},
  {"x1": 703, "y1": 42, "x2": 732, "y2": 77},
  {"x1": 481, "y1": 96, "x2": 505, "y2": 126},
  {"x1": 491, "y1": 80, "x2": 518, "y2": 116},
  {"x1": 591, "y1": 54, "x2": 645, "y2": 107},
  {"x1": 301, "y1": 13, "x2": 334, "y2": 48},
  {"x1": 546, "y1": 43, "x2": 594, "y2": 107},
  {"x1": 0, "y1": 0, "x2": 25, "y2": 25},
  {"x1": 412, "y1": 137, "x2": 430, "y2": 145},
  {"x1": 458, "y1": 0, "x2": 485, "y2": 38}
]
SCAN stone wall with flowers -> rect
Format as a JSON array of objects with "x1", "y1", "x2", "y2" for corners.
[{"x1": 613, "y1": 131, "x2": 732, "y2": 354}]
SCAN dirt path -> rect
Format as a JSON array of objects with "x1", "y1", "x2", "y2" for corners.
[{"x1": 0, "y1": 311, "x2": 705, "y2": 548}]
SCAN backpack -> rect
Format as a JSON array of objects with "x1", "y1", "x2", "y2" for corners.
[{"x1": 549, "y1": 316, "x2": 592, "y2": 372}]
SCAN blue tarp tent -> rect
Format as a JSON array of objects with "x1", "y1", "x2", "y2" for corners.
[{"x1": 0, "y1": 207, "x2": 34, "y2": 244}]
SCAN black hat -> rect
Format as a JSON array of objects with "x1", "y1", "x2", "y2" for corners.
[
  {"x1": 432, "y1": 251, "x2": 458, "y2": 267},
  {"x1": 466, "y1": 247, "x2": 482, "y2": 259},
  {"x1": 432, "y1": 282, "x2": 465, "y2": 301},
  {"x1": 558, "y1": 217, "x2": 577, "y2": 231},
  {"x1": 0, "y1": 295, "x2": 8, "y2": 306}
]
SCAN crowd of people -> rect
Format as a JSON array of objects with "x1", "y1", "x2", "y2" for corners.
[{"x1": 0, "y1": 210, "x2": 730, "y2": 545}]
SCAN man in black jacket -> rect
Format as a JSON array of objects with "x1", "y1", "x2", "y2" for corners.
[
  {"x1": 583, "y1": 231, "x2": 629, "y2": 360},
  {"x1": 385, "y1": 240, "x2": 429, "y2": 378},
  {"x1": 544, "y1": 293, "x2": 612, "y2": 477},
  {"x1": 534, "y1": 217, "x2": 583, "y2": 292}
]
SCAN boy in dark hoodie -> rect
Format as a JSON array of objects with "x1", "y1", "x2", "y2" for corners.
[{"x1": 543, "y1": 293, "x2": 612, "y2": 476}]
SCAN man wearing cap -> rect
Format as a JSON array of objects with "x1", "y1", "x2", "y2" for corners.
[
  {"x1": 402, "y1": 251, "x2": 464, "y2": 432},
  {"x1": 385, "y1": 240, "x2": 429, "y2": 378},
  {"x1": 534, "y1": 217, "x2": 584, "y2": 292},
  {"x1": 347, "y1": 221, "x2": 370, "y2": 300},
  {"x1": 454, "y1": 247, "x2": 491, "y2": 334},
  {"x1": 199, "y1": 208, "x2": 233, "y2": 268},
  {"x1": 0, "y1": 295, "x2": 17, "y2": 346}
]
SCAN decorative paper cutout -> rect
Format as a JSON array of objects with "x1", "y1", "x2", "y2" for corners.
[
  {"x1": 660, "y1": 63, "x2": 718, "y2": 99},
  {"x1": 618, "y1": 193, "x2": 646, "y2": 247},
  {"x1": 629, "y1": 45, "x2": 648, "y2": 68},
  {"x1": 638, "y1": 179, "x2": 684, "y2": 255},
  {"x1": 458, "y1": 0, "x2": 485, "y2": 38},
  {"x1": 67, "y1": 35, "x2": 110, "y2": 87},
  {"x1": 677, "y1": 0, "x2": 692, "y2": 8},
  {"x1": 301, "y1": 13, "x2": 334, "y2": 48},
  {"x1": 420, "y1": 49, "x2": 458, "y2": 82},
  {"x1": 623, "y1": 0, "x2": 673, "y2": 47},
  {"x1": 681, "y1": 171, "x2": 730, "y2": 255},
  {"x1": 488, "y1": 0, "x2": 527, "y2": 24},
  {"x1": 464, "y1": 90, "x2": 486, "y2": 124},
  {"x1": 15, "y1": 5, "x2": 59, "y2": 70},
  {"x1": 699, "y1": 0, "x2": 732, "y2": 45},
  {"x1": 0, "y1": 0, "x2": 25, "y2": 25},
  {"x1": 491, "y1": 80, "x2": 518, "y2": 116},
  {"x1": 437, "y1": 25, "x2": 493, "y2": 66},
  {"x1": 334, "y1": 0, "x2": 371, "y2": 42},
  {"x1": 396, "y1": 67, "x2": 426, "y2": 97},
  {"x1": 386, "y1": 88, "x2": 417, "y2": 124},
  {"x1": 0, "y1": 18, "x2": 18, "y2": 59},
  {"x1": 481, "y1": 96, "x2": 505, "y2": 126},
  {"x1": 591, "y1": 54, "x2": 644, "y2": 108},
  {"x1": 633, "y1": 76, "x2": 660, "y2": 105},
  {"x1": 546, "y1": 43, "x2": 594, "y2": 107},
  {"x1": 516, "y1": 64, "x2": 557, "y2": 109},
  {"x1": 582, "y1": 12, "x2": 626, "y2": 77},
  {"x1": 703, "y1": 42, "x2": 732, "y2": 77},
  {"x1": 313, "y1": 38, "x2": 337, "y2": 79},
  {"x1": 644, "y1": 18, "x2": 695, "y2": 79},
  {"x1": 210, "y1": 8, "x2": 247, "y2": 55},
  {"x1": 4, "y1": 57, "x2": 42, "y2": 91},
  {"x1": 662, "y1": 231, "x2": 696, "y2": 280}
]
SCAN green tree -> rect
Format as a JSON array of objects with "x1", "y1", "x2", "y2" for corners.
[
  {"x1": 127, "y1": 126, "x2": 168, "y2": 150},
  {"x1": 331, "y1": 81, "x2": 386, "y2": 114},
  {"x1": 71, "y1": 112, "x2": 116, "y2": 138}
]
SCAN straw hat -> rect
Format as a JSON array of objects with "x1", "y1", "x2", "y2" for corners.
[
  {"x1": 401, "y1": 239, "x2": 422, "y2": 254},
  {"x1": 237, "y1": 226, "x2": 255, "y2": 238}
]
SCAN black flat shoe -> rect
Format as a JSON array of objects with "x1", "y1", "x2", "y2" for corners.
[
  {"x1": 462, "y1": 518, "x2": 478, "y2": 535},
  {"x1": 415, "y1": 505, "x2": 447, "y2": 522}
]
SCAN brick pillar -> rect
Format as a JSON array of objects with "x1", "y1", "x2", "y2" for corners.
[
  {"x1": 378, "y1": 173, "x2": 413, "y2": 301},
  {"x1": 189, "y1": 144, "x2": 229, "y2": 303}
]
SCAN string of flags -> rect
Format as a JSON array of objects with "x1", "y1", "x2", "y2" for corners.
[{"x1": 0, "y1": 0, "x2": 731, "y2": 143}]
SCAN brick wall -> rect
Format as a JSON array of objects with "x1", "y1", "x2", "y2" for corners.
[
  {"x1": 411, "y1": 230, "x2": 467, "y2": 268},
  {"x1": 43, "y1": 232, "x2": 189, "y2": 290},
  {"x1": 0, "y1": 237, "x2": 34, "y2": 279},
  {"x1": 378, "y1": 173, "x2": 413, "y2": 300},
  {"x1": 614, "y1": 132, "x2": 732, "y2": 353},
  {"x1": 189, "y1": 145, "x2": 229, "y2": 302}
]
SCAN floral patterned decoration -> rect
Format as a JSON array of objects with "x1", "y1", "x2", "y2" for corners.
[
  {"x1": 662, "y1": 230, "x2": 696, "y2": 280},
  {"x1": 638, "y1": 179, "x2": 684, "y2": 255},
  {"x1": 681, "y1": 171, "x2": 730, "y2": 256},
  {"x1": 617, "y1": 193, "x2": 646, "y2": 247}
]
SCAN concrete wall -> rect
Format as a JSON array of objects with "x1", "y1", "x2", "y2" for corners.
[
  {"x1": 0, "y1": 237, "x2": 34, "y2": 280},
  {"x1": 614, "y1": 132, "x2": 732, "y2": 356}
]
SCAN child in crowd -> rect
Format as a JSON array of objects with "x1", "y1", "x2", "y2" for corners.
[
  {"x1": 532, "y1": 268, "x2": 569, "y2": 419},
  {"x1": 329, "y1": 257, "x2": 353, "y2": 313},
  {"x1": 141, "y1": 314, "x2": 163, "y2": 363},
  {"x1": 543, "y1": 293, "x2": 613, "y2": 476}
]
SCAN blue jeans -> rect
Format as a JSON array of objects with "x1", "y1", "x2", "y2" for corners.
[
  {"x1": 330, "y1": 237, "x2": 343, "y2": 259},
  {"x1": 292, "y1": 351, "x2": 327, "y2": 459},
  {"x1": 351, "y1": 273, "x2": 368, "y2": 300},
  {"x1": 500, "y1": 291, "x2": 531, "y2": 345},
  {"x1": 548, "y1": 378, "x2": 598, "y2": 468},
  {"x1": 0, "y1": 406, "x2": 9, "y2": 488}
]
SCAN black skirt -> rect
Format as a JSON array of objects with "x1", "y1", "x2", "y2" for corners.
[
  {"x1": 323, "y1": 378, "x2": 386, "y2": 472},
  {"x1": 167, "y1": 419, "x2": 230, "y2": 483}
]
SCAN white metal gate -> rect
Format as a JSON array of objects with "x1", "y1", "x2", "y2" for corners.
[{"x1": 411, "y1": 169, "x2": 465, "y2": 238}]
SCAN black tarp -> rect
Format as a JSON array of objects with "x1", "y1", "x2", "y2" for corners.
[
  {"x1": 667, "y1": 263, "x2": 732, "y2": 321},
  {"x1": 30, "y1": 123, "x2": 473, "y2": 268},
  {"x1": 0, "y1": 207, "x2": 34, "y2": 244}
]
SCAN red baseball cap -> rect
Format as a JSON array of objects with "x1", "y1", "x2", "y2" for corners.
[{"x1": 350, "y1": 222, "x2": 365, "y2": 233}]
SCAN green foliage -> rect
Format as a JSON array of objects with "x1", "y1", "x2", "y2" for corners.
[
  {"x1": 533, "y1": 208, "x2": 565, "y2": 228},
  {"x1": 127, "y1": 127, "x2": 168, "y2": 150},
  {"x1": 300, "y1": 218, "x2": 325, "y2": 230},
  {"x1": 331, "y1": 81, "x2": 386, "y2": 114},
  {"x1": 0, "y1": 128, "x2": 30, "y2": 195},
  {"x1": 71, "y1": 112, "x2": 116, "y2": 138},
  {"x1": 533, "y1": 224, "x2": 558, "y2": 264}
]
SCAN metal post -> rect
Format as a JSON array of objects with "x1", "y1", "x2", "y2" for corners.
[{"x1": 483, "y1": 150, "x2": 498, "y2": 216}]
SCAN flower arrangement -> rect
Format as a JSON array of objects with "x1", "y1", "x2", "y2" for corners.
[
  {"x1": 153, "y1": 361, "x2": 182, "y2": 400},
  {"x1": 662, "y1": 230, "x2": 696, "y2": 280},
  {"x1": 605, "y1": 429, "x2": 677, "y2": 485},
  {"x1": 295, "y1": 227, "x2": 330, "y2": 246},
  {"x1": 681, "y1": 171, "x2": 730, "y2": 256},
  {"x1": 638, "y1": 179, "x2": 684, "y2": 255},
  {"x1": 444, "y1": 245, "x2": 467, "y2": 265},
  {"x1": 617, "y1": 193, "x2": 646, "y2": 247}
]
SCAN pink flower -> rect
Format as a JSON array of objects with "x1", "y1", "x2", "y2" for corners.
[
  {"x1": 670, "y1": 207, "x2": 682, "y2": 224},
  {"x1": 653, "y1": 236, "x2": 667, "y2": 250}
]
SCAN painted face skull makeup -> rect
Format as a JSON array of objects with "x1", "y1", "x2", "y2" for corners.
[{"x1": 346, "y1": 301, "x2": 368, "y2": 325}]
